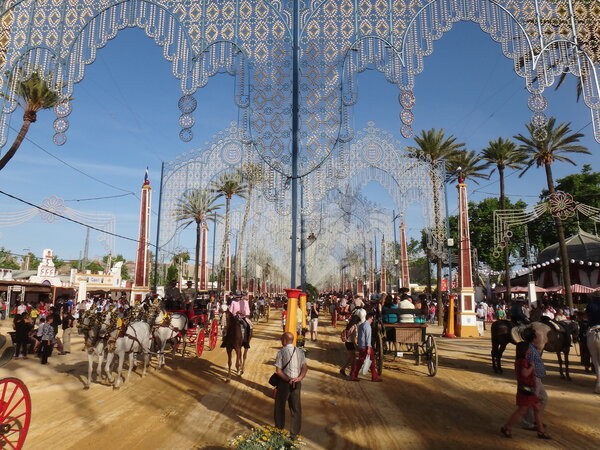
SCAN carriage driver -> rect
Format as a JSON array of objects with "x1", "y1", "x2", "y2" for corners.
[{"x1": 229, "y1": 292, "x2": 253, "y2": 347}]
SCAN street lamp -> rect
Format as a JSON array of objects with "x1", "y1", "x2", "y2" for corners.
[
  {"x1": 392, "y1": 210, "x2": 401, "y2": 293},
  {"x1": 394, "y1": 259, "x2": 399, "y2": 293}
]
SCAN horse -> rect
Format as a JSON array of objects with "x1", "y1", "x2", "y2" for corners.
[
  {"x1": 105, "y1": 320, "x2": 152, "y2": 389},
  {"x1": 491, "y1": 319, "x2": 579, "y2": 380},
  {"x1": 221, "y1": 310, "x2": 251, "y2": 382},
  {"x1": 152, "y1": 310, "x2": 188, "y2": 369},
  {"x1": 587, "y1": 325, "x2": 600, "y2": 393},
  {"x1": 77, "y1": 309, "x2": 117, "y2": 389}
]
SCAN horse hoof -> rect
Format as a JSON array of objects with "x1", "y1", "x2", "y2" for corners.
[
  {"x1": 224, "y1": 378, "x2": 231, "y2": 383},
  {"x1": 83, "y1": 385, "x2": 90, "y2": 390}
]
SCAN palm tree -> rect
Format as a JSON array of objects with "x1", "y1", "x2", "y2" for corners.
[
  {"x1": 211, "y1": 171, "x2": 248, "y2": 291},
  {"x1": 446, "y1": 150, "x2": 490, "y2": 184},
  {"x1": 481, "y1": 138, "x2": 528, "y2": 301},
  {"x1": 515, "y1": 117, "x2": 591, "y2": 310},
  {"x1": 407, "y1": 129, "x2": 465, "y2": 326},
  {"x1": 0, "y1": 71, "x2": 61, "y2": 170},
  {"x1": 174, "y1": 189, "x2": 222, "y2": 292},
  {"x1": 236, "y1": 163, "x2": 264, "y2": 289}
]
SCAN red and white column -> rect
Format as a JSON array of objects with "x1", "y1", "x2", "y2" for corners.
[
  {"x1": 380, "y1": 237, "x2": 386, "y2": 293},
  {"x1": 134, "y1": 170, "x2": 151, "y2": 290},
  {"x1": 200, "y1": 222, "x2": 208, "y2": 290},
  {"x1": 456, "y1": 173, "x2": 478, "y2": 337},
  {"x1": 400, "y1": 221, "x2": 411, "y2": 289}
]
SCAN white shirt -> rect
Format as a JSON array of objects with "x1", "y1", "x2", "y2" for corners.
[{"x1": 399, "y1": 299, "x2": 415, "y2": 323}]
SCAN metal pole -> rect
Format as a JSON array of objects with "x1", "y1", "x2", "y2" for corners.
[
  {"x1": 300, "y1": 181, "x2": 307, "y2": 291},
  {"x1": 444, "y1": 168, "x2": 452, "y2": 294},
  {"x1": 393, "y1": 210, "x2": 399, "y2": 293},
  {"x1": 289, "y1": 0, "x2": 300, "y2": 288},
  {"x1": 211, "y1": 211, "x2": 217, "y2": 290},
  {"x1": 152, "y1": 161, "x2": 164, "y2": 292}
]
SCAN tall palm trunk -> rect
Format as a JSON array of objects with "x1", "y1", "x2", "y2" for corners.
[
  {"x1": 218, "y1": 196, "x2": 231, "y2": 291},
  {"x1": 499, "y1": 166, "x2": 512, "y2": 302},
  {"x1": 545, "y1": 163, "x2": 573, "y2": 310},
  {"x1": 237, "y1": 186, "x2": 253, "y2": 290},
  {"x1": 0, "y1": 114, "x2": 34, "y2": 170},
  {"x1": 194, "y1": 220, "x2": 201, "y2": 292}
]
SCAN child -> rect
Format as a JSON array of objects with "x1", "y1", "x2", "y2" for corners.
[{"x1": 500, "y1": 341, "x2": 550, "y2": 439}]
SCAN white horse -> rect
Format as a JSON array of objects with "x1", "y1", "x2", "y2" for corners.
[
  {"x1": 78, "y1": 309, "x2": 116, "y2": 389},
  {"x1": 152, "y1": 310, "x2": 188, "y2": 369},
  {"x1": 106, "y1": 321, "x2": 152, "y2": 389},
  {"x1": 587, "y1": 325, "x2": 600, "y2": 394}
]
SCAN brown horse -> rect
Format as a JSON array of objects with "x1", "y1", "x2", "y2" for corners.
[
  {"x1": 491, "y1": 319, "x2": 579, "y2": 380},
  {"x1": 221, "y1": 310, "x2": 251, "y2": 382}
]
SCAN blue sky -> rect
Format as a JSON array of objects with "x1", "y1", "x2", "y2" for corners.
[{"x1": 0, "y1": 21, "x2": 597, "y2": 265}]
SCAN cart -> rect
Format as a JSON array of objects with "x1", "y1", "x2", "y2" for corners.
[
  {"x1": 167, "y1": 295, "x2": 219, "y2": 358},
  {"x1": 374, "y1": 308, "x2": 438, "y2": 377},
  {"x1": 0, "y1": 334, "x2": 31, "y2": 449}
]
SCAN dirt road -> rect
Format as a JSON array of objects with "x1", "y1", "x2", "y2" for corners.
[{"x1": 2, "y1": 312, "x2": 599, "y2": 450}]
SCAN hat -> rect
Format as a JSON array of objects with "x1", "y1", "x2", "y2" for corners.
[
  {"x1": 516, "y1": 297, "x2": 526, "y2": 302},
  {"x1": 356, "y1": 308, "x2": 367, "y2": 323}
]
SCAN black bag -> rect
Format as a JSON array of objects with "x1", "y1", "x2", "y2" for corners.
[
  {"x1": 517, "y1": 383, "x2": 534, "y2": 395},
  {"x1": 268, "y1": 373, "x2": 281, "y2": 387},
  {"x1": 269, "y1": 348, "x2": 296, "y2": 388}
]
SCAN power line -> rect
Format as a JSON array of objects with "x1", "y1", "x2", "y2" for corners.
[
  {"x1": 64, "y1": 193, "x2": 135, "y2": 202},
  {"x1": 9, "y1": 124, "x2": 138, "y2": 196}
]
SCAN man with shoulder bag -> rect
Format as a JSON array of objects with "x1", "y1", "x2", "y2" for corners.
[{"x1": 273, "y1": 332, "x2": 308, "y2": 440}]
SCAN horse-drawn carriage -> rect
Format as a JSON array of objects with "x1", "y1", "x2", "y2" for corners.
[
  {"x1": 373, "y1": 307, "x2": 438, "y2": 377},
  {"x1": 164, "y1": 293, "x2": 219, "y2": 358},
  {"x1": 0, "y1": 334, "x2": 31, "y2": 449}
]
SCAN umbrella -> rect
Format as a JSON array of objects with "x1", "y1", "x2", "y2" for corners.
[{"x1": 550, "y1": 284, "x2": 598, "y2": 294}]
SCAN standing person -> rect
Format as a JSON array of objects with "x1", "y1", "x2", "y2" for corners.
[
  {"x1": 309, "y1": 301, "x2": 319, "y2": 341},
  {"x1": 61, "y1": 309, "x2": 75, "y2": 354},
  {"x1": 13, "y1": 313, "x2": 30, "y2": 359},
  {"x1": 501, "y1": 340, "x2": 550, "y2": 439},
  {"x1": 521, "y1": 327, "x2": 549, "y2": 433},
  {"x1": 274, "y1": 332, "x2": 308, "y2": 440},
  {"x1": 348, "y1": 311, "x2": 382, "y2": 382},
  {"x1": 40, "y1": 315, "x2": 56, "y2": 364},
  {"x1": 340, "y1": 315, "x2": 359, "y2": 377}
]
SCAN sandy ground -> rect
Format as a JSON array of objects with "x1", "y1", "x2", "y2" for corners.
[{"x1": 1, "y1": 311, "x2": 599, "y2": 450}]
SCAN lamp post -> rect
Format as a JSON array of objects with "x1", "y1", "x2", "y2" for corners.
[{"x1": 22, "y1": 249, "x2": 30, "y2": 271}]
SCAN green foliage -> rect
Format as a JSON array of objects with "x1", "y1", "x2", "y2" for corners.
[
  {"x1": 52, "y1": 255, "x2": 65, "y2": 270},
  {"x1": 304, "y1": 283, "x2": 319, "y2": 302},
  {"x1": 27, "y1": 253, "x2": 41, "y2": 270},
  {"x1": 227, "y1": 425, "x2": 302, "y2": 449},
  {"x1": 85, "y1": 261, "x2": 104, "y2": 272},
  {"x1": 447, "y1": 197, "x2": 529, "y2": 271},
  {"x1": 101, "y1": 254, "x2": 130, "y2": 279},
  {"x1": 0, "y1": 247, "x2": 20, "y2": 270},
  {"x1": 166, "y1": 264, "x2": 179, "y2": 285}
]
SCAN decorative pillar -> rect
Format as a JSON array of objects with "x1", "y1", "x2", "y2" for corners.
[
  {"x1": 445, "y1": 294, "x2": 457, "y2": 338},
  {"x1": 400, "y1": 221, "x2": 411, "y2": 289},
  {"x1": 380, "y1": 237, "x2": 386, "y2": 293},
  {"x1": 299, "y1": 292, "x2": 307, "y2": 331},
  {"x1": 200, "y1": 221, "x2": 208, "y2": 290},
  {"x1": 134, "y1": 169, "x2": 151, "y2": 289},
  {"x1": 224, "y1": 241, "x2": 231, "y2": 292},
  {"x1": 285, "y1": 288, "x2": 302, "y2": 345},
  {"x1": 357, "y1": 278, "x2": 363, "y2": 295},
  {"x1": 456, "y1": 173, "x2": 478, "y2": 337}
]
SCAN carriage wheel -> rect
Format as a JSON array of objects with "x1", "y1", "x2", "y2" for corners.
[
  {"x1": 374, "y1": 329, "x2": 384, "y2": 375},
  {"x1": 209, "y1": 319, "x2": 219, "y2": 350},
  {"x1": 425, "y1": 335, "x2": 438, "y2": 377},
  {"x1": 0, "y1": 377, "x2": 31, "y2": 450},
  {"x1": 196, "y1": 329, "x2": 205, "y2": 357}
]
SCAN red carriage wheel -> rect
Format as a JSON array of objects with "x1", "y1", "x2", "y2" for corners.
[
  {"x1": 196, "y1": 329, "x2": 205, "y2": 357},
  {"x1": 209, "y1": 319, "x2": 219, "y2": 350},
  {"x1": 0, "y1": 377, "x2": 31, "y2": 450}
]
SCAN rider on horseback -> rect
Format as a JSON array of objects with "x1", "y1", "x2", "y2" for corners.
[
  {"x1": 510, "y1": 297, "x2": 529, "y2": 325},
  {"x1": 228, "y1": 292, "x2": 252, "y2": 348}
]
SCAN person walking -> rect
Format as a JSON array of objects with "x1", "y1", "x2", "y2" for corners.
[
  {"x1": 309, "y1": 301, "x2": 319, "y2": 341},
  {"x1": 39, "y1": 315, "x2": 56, "y2": 364},
  {"x1": 61, "y1": 309, "x2": 75, "y2": 354},
  {"x1": 348, "y1": 311, "x2": 382, "y2": 382},
  {"x1": 274, "y1": 332, "x2": 308, "y2": 440},
  {"x1": 501, "y1": 340, "x2": 550, "y2": 439},
  {"x1": 13, "y1": 313, "x2": 31, "y2": 359},
  {"x1": 521, "y1": 326, "x2": 549, "y2": 433},
  {"x1": 340, "y1": 315, "x2": 359, "y2": 377}
]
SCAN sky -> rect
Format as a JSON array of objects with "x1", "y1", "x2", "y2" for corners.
[{"x1": 0, "y1": 20, "x2": 597, "y2": 268}]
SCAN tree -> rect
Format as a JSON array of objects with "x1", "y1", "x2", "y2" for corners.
[
  {"x1": 0, "y1": 247, "x2": 20, "y2": 270},
  {"x1": 407, "y1": 129, "x2": 465, "y2": 326},
  {"x1": 52, "y1": 255, "x2": 66, "y2": 271},
  {"x1": 0, "y1": 71, "x2": 61, "y2": 170},
  {"x1": 166, "y1": 264, "x2": 179, "y2": 286},
  {"x1": 211, "y1": 172, "x2": 248, "y2": 290},
  {"x1": 174, "y1": 188, "x2": 222, "y2": 292},
  {"x1": 480, "y1": 137, "x2": 528, "y2": 300},
  {"x1": 101, "y1": 254, "x2": 130, "y2": 280},
  {"x1": 85, "y1": 261, "x2": 104, "y2": 272},
  {"x1": 515, "y1": 117, "x2": 591, "y2": 310},
  {"x1": 446, "y1": 150, "x2": 490, "y2": 184}
]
